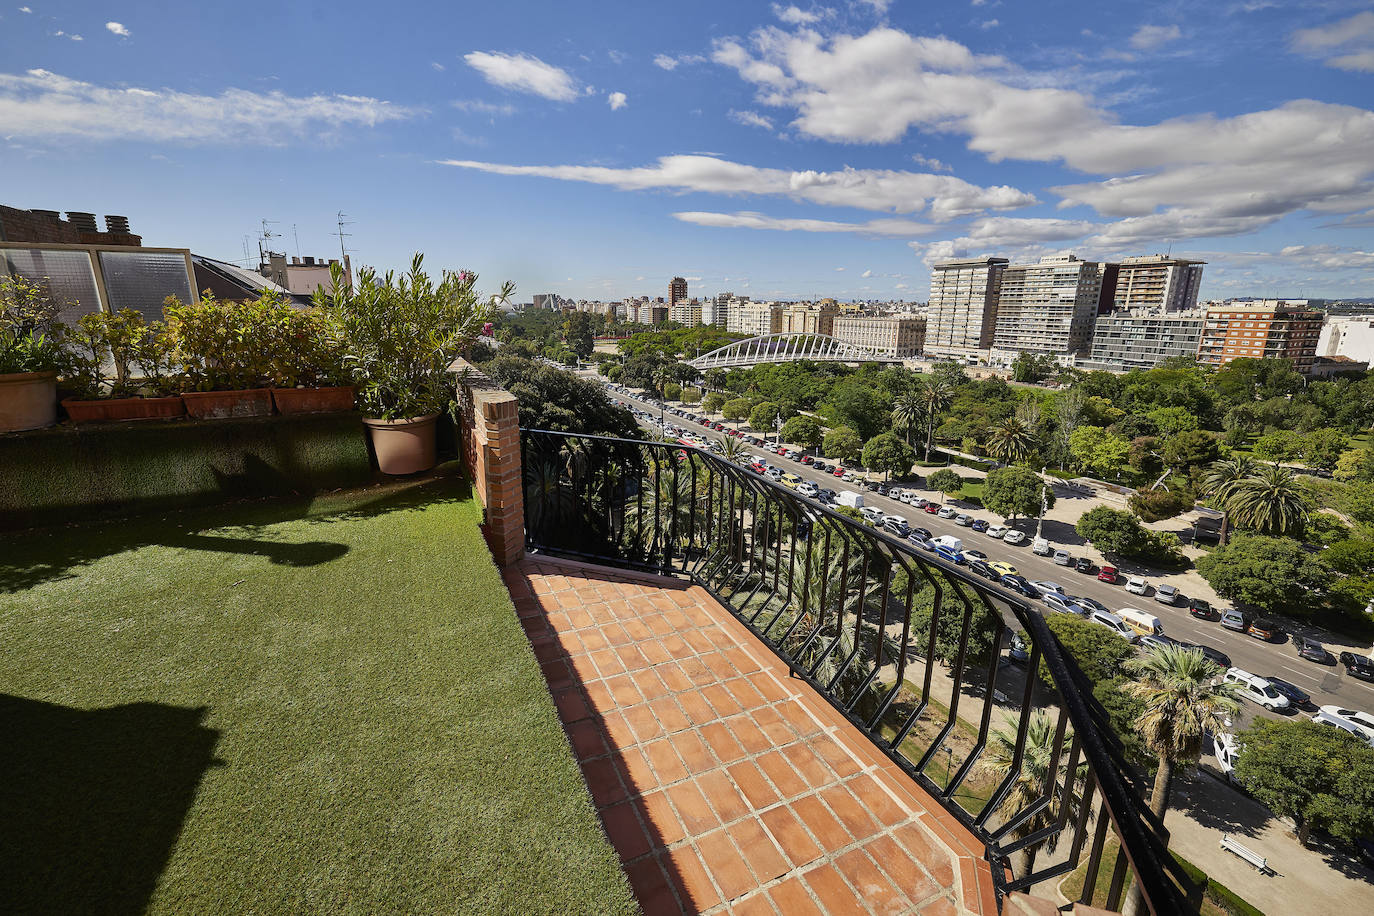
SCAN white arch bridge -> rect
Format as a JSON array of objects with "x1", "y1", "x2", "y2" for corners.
[{"x1": 689, "y1": 333, "x2": 898, "y2": 370}]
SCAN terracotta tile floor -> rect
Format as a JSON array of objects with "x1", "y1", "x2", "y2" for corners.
[{"x1": 505, "y1": 556, "x2": 998, "y2": 916}]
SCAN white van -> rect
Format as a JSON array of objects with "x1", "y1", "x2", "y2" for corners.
[
  {"x1": 1032, "y1": 537, "x2": 1051, "y2": 556},
  {"x1": 1224, "y1": 668, "x2": 1290, "y2": 711},
  {"x1": 1088, "y1": 610, "x2": 1135, "y2": 641},
  {"x1": 1117, "y1": 607, "x2": 1164, "y2": 638},
  {"x1": 930, "y1": 535, "x2": 964, "y2": 553}
]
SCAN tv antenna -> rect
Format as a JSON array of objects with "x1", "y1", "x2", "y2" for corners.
[
  {"x1": 292, "y1": 223, "x2": 301, "y2": 259},
  {"x1": 257, "y1": 219, "x2": 280, "y2": 264},
  {"x1": 335, "y1": 211, "x2": 354, "y2": 263}
]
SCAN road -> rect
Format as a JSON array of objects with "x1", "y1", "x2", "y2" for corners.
[{"x1": 598, "y1": 380, "x2": 1374, "y2": 719}]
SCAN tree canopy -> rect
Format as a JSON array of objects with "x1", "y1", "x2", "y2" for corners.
[
  {"x1": 823, "y1": 426, "x2": 863, "y2": 464},
  {"x1": 1196, "y1": 534, "x2": 1328, "y2": 615},
  {"x1": 862, "y1": 432, "x2": 916, "y2": 479},
  {"x1": 982, "y1": 466, "x2": 1053, "y2": 521},
  {"x1": 927, "y1": 468, "x2": 964, "y2": 498},
  {"x1": 782, "y1": 414, "x2": 822, "y2": 449}
]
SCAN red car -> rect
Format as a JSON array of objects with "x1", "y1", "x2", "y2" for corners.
[
  {"x1": 832, "y1": 467, "x2": 845, "y2": 477},
  {"x1": 923, "y1": 503, "x2": 940, "y2": 513},
  {"x1": 1097, "y1": 565, "x2": 1118, "y2": 583},
  {"x1": 801, "y1": 455, "x2": 814, "y2": 464},
  {"x1": 776, "y1": 446, "x2": 787, "y2": 455}
]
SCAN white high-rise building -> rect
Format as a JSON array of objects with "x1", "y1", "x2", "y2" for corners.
[
  {"x1": 728, "y1": 302, "x2": 782, "y2": 336},
  {"x1": 990, "y1": 255, "x2": 1102, "y2": 360},
  {"x1": 926, "y1": 257, "x2": 1007, "y2": 360},
  {"x1": 1112, "y1": 255, "x2": 1205, "y2": 313}
]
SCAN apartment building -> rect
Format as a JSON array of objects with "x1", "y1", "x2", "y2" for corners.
[
  {"x1": 668, "y1": 276, "x2": 687, "y2": 308},
  {"x1": 1081, "y1": 310, "x2": 1206, "y2": 372},
  {"x1": 781, "y1": 302, "x2": 839, "y2": 336},
  {"x1": 1112, "y1": 255, "x2": 1205, "y2": 313},
  {"x1": 727, "y1": 302, "x2": 782, "y2": 336},
  {"x1": 1318, "y1": 315, "x2": 1374, "y2": 364},
  {"x1": 833, "y1": 314, "x2": 926, "y2": 359},
  {"x1": 669, "y1": 297, "x2": 702, "y2": 326},
  {"x1": 1197, "y1": 301, "x2": 1324, "y2": 373},
  {"x1": 990, "y1": 255, "x2": 1102, "y2": 359},
  {"x1": 702, "y1": 292, "x2": 736, "y2": 328},
  {"x1": 925, "y1": 257, "x2": 1007, "y2": 360}
]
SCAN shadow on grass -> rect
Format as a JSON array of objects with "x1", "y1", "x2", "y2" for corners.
[
  {"x1": 0, "y1": 463, "x2": 473, "y2": 594},
  {"x1": 0, "y1": 695, "x2": 221, "y2": 916}
]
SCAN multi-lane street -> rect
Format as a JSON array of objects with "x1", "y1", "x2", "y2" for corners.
[{"x1": 598, "y1": 378, "x2": 1374, "y2": 719}]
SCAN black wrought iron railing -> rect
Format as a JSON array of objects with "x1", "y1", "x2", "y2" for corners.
[{"x1": 521, "y1": 428, "x2": 1197, "y2": 914}]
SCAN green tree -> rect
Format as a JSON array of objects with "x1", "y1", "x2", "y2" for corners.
[
  {"x1": 1075, "y1": 506, "x2": 1151, "y2": 558},
  {"x1": 1233, "y1": 719, "x2": 1374, "y2": 847},
  {"x1": 926, "y1": 467, "x2": 964, "y2": 499},
  {"x1": 823, "y1": 425, "x2": 863, "y2": 464},
  {"x1": 1010, "y1": 351, "x2": 1054, "y2": 383},
  {"x1": 983, "y1": 466, "x2": 1054, "y2": 521},
  {"x1": 680, "y1": 386, "x2": 702, "y2": 405},
  {"x1": 1196, "y1": 534, "x2": 1326, "y2": 614},
  {"x1": 986, "y1": 416, "x2": 1038, "y2": 465},
  {"x1": 1252, "y1": 429, "x2": 1301, "y2": 463},
  {"x1": 891, "y1": 392, "x2": 923, "y2": 448},
  {"x1": 820, "y1": 380, "x2": 888, "y2": 440},
  {"x1": 1118, "y1": 646, "x2": 1240, "y2": 916},
  {"x1": 862, "y1": 432, "x2": 916, "y2": 479},
  {"x1": 1039, "y1": 615, "x2": 1147, "y2": 764},
  {"x1": 702, "y1": 391, "x2": 726, "y2": 413},
  {"x1": 722, "y1": 397, "x2": 751, "y2": 422},
  {"x1": 1199, "y1": 456, "x2": 1257, "y2": 545},
  {"x1": 1160, "y1": 429, "x2": 1219, "y2": 472},
  {"x1": 662, "y1": 381, "x2": 682, "y2": 402},
  {"x1": 484, "y1": 356, "x2": 639, "y2": 438},
  {"x1": 917, "y1": 375, "x2": 954, "y2": 456},
  {"x1": 1334, "y1": 448, "x2": 1374, "y2": 482},
  {"x1": 1300, "y1": 428, "x2": 1351, "y2": 471},
  {"x1": 1068, "y1": 425, "x2": 1130, "y2": 479},
  {"x1": 782, "y1": 415, "x2": 822, "y2": 449},
  {"x1": 562, "y1": 311, "x2": 594, "y2": 359},
  {"x1": 1228, "y1": 463, "x2": 1309, "y2": 536},
  {"x1": 1144, "y1": 406, "x2": 1199, "y2": 437},
  {"x1": 749, "y1": 400, "x2": 781, "y2": 432},
  {"x1": 1128, "y1": 489, "x2": 1190, "y2": 523},
  {"x1": 981, "y1": 712, "x2": 1083, "y2": 877}
]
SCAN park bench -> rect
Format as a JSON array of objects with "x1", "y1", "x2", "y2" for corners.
[{"x1": 1219, "y1": 834, "x2": 1270, "y2": 874}]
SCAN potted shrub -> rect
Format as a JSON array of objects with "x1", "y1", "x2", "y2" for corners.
[
  {"x1": 1, "y1": 274, "x2": 69, "y2": 433},
  {"x1": 315, "y1": 254, "x2": 511, "y2": 474},
  {"x1": 60, "y1": 309, "x2": 186, "y2": 422},
  {"x1": 165, "y1": 292, "x2": 282, "y2": 419},
  {"x1": 271, "y1": 307, "x2": 355, "y2": 414}
]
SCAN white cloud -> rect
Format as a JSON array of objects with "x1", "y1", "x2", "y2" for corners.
[
  {"x1": 437, "y1": 153, "x2": 1036, "y2": 218},
  {"x1": 911, "y1": 153, "x2": 952, "y2": 172},
  {"x1": 105, "y1": 22, "x2": 130, "y2": 37},
  {"x1": 53, "y1": 30, "x2": 83, "y2": 41},
  {"x1": 607, "y1": 91, "x2": 627, "y2": 110},
  {"x1": 19, "y1": 6, "x2": 32, "y2": 12},
  {"x1": 431, "y1": 61, "x2": 446, "y2": 72},
  {"x1": 835, "y1": 266, "x2": 845, "y2": 270},
  {"x1": 1292, "y1": 11, "x2": 1374, "y2": 73},
  {"x1": 712, "y1": 24, "x2": 1374, "y2": 246},
  {"x1": 1128, "y1": 24, "x2": 1181, "y2": 51},
  {"x1": 0, "y1": 69, "x2": 415, "y2": 143},
  {"x1": 463, "y1": 51, "x2": 579, "y2": 101},
  {"x1": 452, "y1": 99, "x2": 515, "y2": 115},
  {"x1": 653, "y1": 53, "x2": 706, "y2": 71},
  {"x1": 675, "y1": 211, "x2": 933, "y2": 237},
  {"x1": 857, "y1": 0, "x2": 892, "y2": 13},
  {"x1": 979, "y1": 20, "x2": 999, "y2": 30},
  {"x1": 861, "y1": 269, "x2": 872, "y2": 277},
  {"x1": 772, "y1": 4, "x2": 824, "y2": 25},
  {"x1": 728, "y1": 109, "x2": 774, "y2": 130}
]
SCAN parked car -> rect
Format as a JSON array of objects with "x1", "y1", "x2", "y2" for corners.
[
  {"x1": 1137, "y1": 634, "x2": 1179, "y2": 653},
  {"x1": 1097, "y1": 565, "x2": 1119, "y2": 584},
  {"x1": 884, "y1": 518, "x2": 911, "y2": 538},
  {"x1": 989, "y1": 561, "x2": 1019, "y2": 578},
  {"x1": 1029, "y1": 580, "x2": 1065, "y2": 597},
  {"x1": 937, "y1": 506, "x2": 958, "y2": 519},
  {"x1": 909, "y1": 526, "x2": 932, "y2": 543},
  {"x1": 1224, "y1": 668, "x2": 1290, "y2": 710},
  {"x1": 1008, "y1": 632, "x2": 1030, "y2": 663},
  {"x1": 1265, "y1": 676, "x2": 1313, "y2": 709},
  {"x1": 971, "y1": 519, "x2": 989, "y2": 533},
  {"x1": 1247, "y1": 618, "x2": 1281, "y2": 641},
  {"x1": 1074, "y1": 557, "x2": 1095, "y2": 574},
  {"x1": 1053, "y1": 550, "x2": 1072, "y2": 566},
  {"x1": 963, "y1": 549, "x2": 988, "y2": 561},
  {"x1": 968, "y1": 558, "x2": 996, "y2": 579},
  {"x1": 934, "y1": 544, "x2": 963, "y2": 565},
  {"x1": 924, "y1": 503, "x2": 941, "y2": 514},
  {"x1": 1004, "y1": 530, "x2": 1027, "y2": 545},
  {"x1": 832, "y1": 467, "x2": 846, "y2": 477},
  {"x1": 1213, "y1": 731, "x2": 1241, "y2": 781},
  {"x1": 1000, "y1": 574, "x2": 1040, "y2": 599},
  {"x1": 1187, "y1": 597, "x2": 1213, "y2": 620},
  {"x1": 955, "y1": 513, "x2": 973, "y2": 527},
  {"x1": 1181, "y1": 642, "x2": 1231, "y2": 669},
  {"x1": 1032, "y1": 537, "x2": 1052, "y2": 556},
  {"x1": 1338, "y1": 652, "x2": 1374, "y2": 682},
  {"x1": 1043, "y1": 593, "x2": 1085, "y2": 615},
  {"x1": 797, "y1": 481, "x2": 819, "y2": 498},
  {"x1": 801, "y1": 455, "x2": 814, "y2": 465},
  {"x1": 986, "y1": 525, "x2": 1009, "y2": 539},
  {"x1": 1220, "y1": 608, "x2": 1248, "y2": 633},
  {"x1": 1311, "y1": 706, "x2": 1374, "y2": 747},
  {"x1": 1292, "y1": 635, "x2": 1328, "y2": 663},
  {"x1": 1068, "y1": 595, "x2": 1110, "y2": 616},
  {"x1": 865, "y1": 480, "x2": 881, "y2": 491},
  {"x1": 1154, "y1": 584, "x2": 1179, "y2": 606},
  {"x1": 1124, "y1": 576, "x2": 1148, "y2": 595},
  {"x1": 1088, "y1": 610, "x2": 1136, "y2": 641}
]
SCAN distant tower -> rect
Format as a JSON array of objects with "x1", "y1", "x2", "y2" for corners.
[{"x1": 669, "y1": 276, "x2": 688, "y2": 307}]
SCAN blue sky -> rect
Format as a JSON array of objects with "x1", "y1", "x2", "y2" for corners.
[{"x1": 2, "y1": 1, "x2": 1372, "y2": 303}]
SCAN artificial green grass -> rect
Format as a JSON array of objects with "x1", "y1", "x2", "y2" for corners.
[{"x1": 0, "y1": 470, "x2": 636, "y2": 916}]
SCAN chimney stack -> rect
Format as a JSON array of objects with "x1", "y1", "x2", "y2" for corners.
[
  {"x1": 32, "y1": 209, "x2": 62, "y2": 223},
  {"x1": 66, "y1": 211, "x2": 98, "y2": 232},
  {"x1": 104, "y1": 214, "x2": 131, "y2": 234}
]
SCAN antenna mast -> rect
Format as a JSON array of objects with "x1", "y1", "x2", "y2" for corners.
[
  {"x1": 335, "y1": 211, "x2": 354, "y2": 263},
  {"x1": 257, "y1": 219, "x2": 280, "y2": 266}
]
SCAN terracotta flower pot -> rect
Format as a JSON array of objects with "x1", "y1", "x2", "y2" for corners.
[
  {"x1": 181, "y1": 388, "x2": 274, "y2": 420},
  {"x1": 272, "y1": 386, "x2": 355, "y2": 415},
  {"x1": 363, "y1": 413, "x2": 439, "y2": 475},
  {"x1": 62, "y1": 395, "x2": 186, "y2": 423},
  {"x1": 0, "y1": 370, "x2": 58, "y2": 432}
]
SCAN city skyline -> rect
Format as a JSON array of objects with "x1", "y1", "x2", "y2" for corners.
[{"x1": 2, "y1": 2, "x2": 1372, "y2": 302}]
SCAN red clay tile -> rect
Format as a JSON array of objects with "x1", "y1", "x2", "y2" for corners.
[
  {"x1": 895, "y1": 822, "x2": 955, "y2": 890},
  {"x1": 695, "y1": 829, "x2": 756, "y2": 902},
  {"x1": 662, "y1": 634, "x2": 691, "y2": 656},
  {"x1": 589, "y1": 647, "x2": 627, "y2": 678},
  {"x1": 845, "y1": 772, "x2": 909, "y2": 828},
  {"x1": 802, "y1": 864, "x2": 865, "y2": 913},
  {"x1": 666, "y1": 780, "x2": 720, "y2": 835},
  {"x1": 727, "y1": 818, "x2": 791, "y2": 885},
  {"x1": 752, "y1": 706, "x2": 800, "y2": 745},
  {"x1": 604, "y1": 674, "x2": 645, "y2": 708},
  {"x1": 554, "y1": 688, "x2": 591, "y2": 724},
  {"x1": 600, "y1": 710, "x2": 637, "y2": 749},
  {"x1": 701, "y1": 683, "x2": 745, "y2": 718},
  {"x1": 568, "y1": 652, "x2": 602, "y2": 683},
  {"x1": 666, "y1": 845, "x2": 721, "y2": 913},
  {"x1": 784, "y1": 742, "x2": 834, "y2": 788},
  {"x1": 701, "y1": 650, "x2": 739, "y2": 680},
  {"x1": 748, "y1": 672, "x2": 790, "y2": 704},
  {"x1": 918, "y1": 897, "x2": 958, "y2": 916},
  {"x1": 540, "y1": 658, "x2": 575, "y2": 691},
  {"x1": 580, "y1": 628, "x2": 610, "y2": 653},
  {"x1": 618, "y1": 746, "x2": 658, "y2": 791},
  {"x1": 790, "y1": 795, "x2": 851, "y2": 854},
  {"x1": 834, "y1": 848, "x2": 906, "y2": 916},
  {"x1": 679, "y1": 658, "x2": 714, "y2": 687},
  {"x1": 641, "y1": 639, "x2": 673, "y2": 666},
  {"x1": 603, "y1": 800, "x2": 653, "y2": 863},
  {"x1": 567, "y1": 719, "x2": 608, "y2": 760},
  {"x1": 726, "y1": 760, "x2": 779, "y2": 811},
  {"x1": 731, "y1": 893, "x2": 777, "y2": 915},
  {"x1": 724, "y1": 676, "x2": 767, "y2": 710},
  {"x1": 820, "y1": 784, "x2": 880, "y2": 844},
  {"x1": 616, "y1": 643, "x2": 650, "y2": 672},
  {"x1": 581, "y1": 756, "x2": 627, "y2": 808},
  {"x1": 699, "y1": 721, "x2": 747, "y2": 765},
  {"x1": 650, "y1": 696, "x2": 691, "y2": 735},
  {"x1": 625, "y1": 703, "x2": 666, "y2": 743},
  {"x1": 634, "y1": 668, "x2": 672, "y2": 701},
  {"x1": 645, "y1": 739, "x2": 690, "y2": 786},
  {"x1": 623, "y1": 617, "x2": 652, "y2": 641},
  {"x1": 756, "y1": 751, "x2": 809, "y2": 800},
  {"x1": 865, "y1": 835, "x2": 941, "y2": 905},
  {"x1": 603, "y1": 622, "x2": 633, "y2": 647},
  {"x1": 727, "y1": 713, "x2": 776, "y2": 756},
  {"x1": 677, "y1": 690, "x2": 717, "y2": 726},
  {"x1": 759, "y1": 805, "x2": 823, "y2": 869},
  {"x1": 697, "y1": 768, "x2": 751, "y2": 825},
  {"x1": 808, "y1": 735, "x2": 862, "y2": 779},
  {"x1": 768, "y1": 876, "x2": 825, "y2": 916},
  {"x1": 639, "y1": 790, "x2": 687, "y2": 848},
  {"x1": 657, "y1": 661, "x2": 694, "y2": 694},
  {"x1": 683, "y1": 629, "x2": 717, "y2": 655},
  {"x1": 584, "y1": 681, "x2": 615, "y2": 712}
]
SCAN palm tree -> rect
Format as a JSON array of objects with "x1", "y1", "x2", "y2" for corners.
[
  {"x1": 1199, "y1": 456, "x2": 1256, "y2": 545},
  {"x1": 1117, "y1": 645, "x2": 1240, "y2": 916},
  {"x1": 981, "y1": 712, "x2": 1083, "y2": 878},
  {"x1": 917, "y1": 376, "x2": 954, "y2": 457},
  {"x1": 1227, "y1": 463, "x2": 1309, "y2": 537},
  {"x1": 986, "y1": 416, "x2": 1038, "y2": 465},
  {"x1": 716, "y1": 432, "x2": 746, "y2": 464},
  {"x1": 892, "y1": 393, "x2": 923, "y2": 449}
]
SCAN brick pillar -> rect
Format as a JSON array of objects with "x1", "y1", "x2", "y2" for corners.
[{"x1": 450, "y1": 358, "x2": 525, "y2": 567}]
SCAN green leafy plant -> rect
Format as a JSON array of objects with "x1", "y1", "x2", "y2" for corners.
[
  {"x1": 165, "y1": 292, "x2": 295, "y2": 391},
  {"x1": 1, "y1": 274, "x2": 73, "y2": 375},
  {"x1": 314, "y1": 255, "x2": 511, "y2": 420}
]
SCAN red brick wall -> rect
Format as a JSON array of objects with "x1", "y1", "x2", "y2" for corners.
[
  {"x1": 0, "y1": 205, "x2": 142, "y2": 247},
  {"x1": 451, "y1": 358, "x2": 525, "y2": 566}
]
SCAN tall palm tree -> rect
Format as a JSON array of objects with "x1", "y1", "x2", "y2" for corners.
[
  {"x1": 1227, "y1": 463, "x2": 1309, "y2": 537},
  {"x1": 981, "y1": 712, "x2": 1083, "y2": 878},
  {"x1": 1199, "y1": 456, "x2": 1257, "y2": 545},
  {"x1": 892, "y1": 392, "x2": 923, "y2": 449},
  {"x1": 1118, "y1": 645, "x2": 1240, "y2": 916},
  {"x1": 986, "y1": 416, "x2": 1038, "y2": 465},
  {"x1": 918, "y1": 376, "x2": 954, "y2": 457}
]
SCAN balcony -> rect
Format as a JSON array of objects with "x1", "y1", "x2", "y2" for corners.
[{"x1": 521, "y1": 428, "x2": 1195, "y2": 914}]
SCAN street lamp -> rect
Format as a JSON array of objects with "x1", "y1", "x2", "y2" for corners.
[
  {"x1": 1035, "y1": 466, "x2": 1049, "y2": 539},
  {"x1": 774, "y1": 415, "x2": 784, "y2": 449}
]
